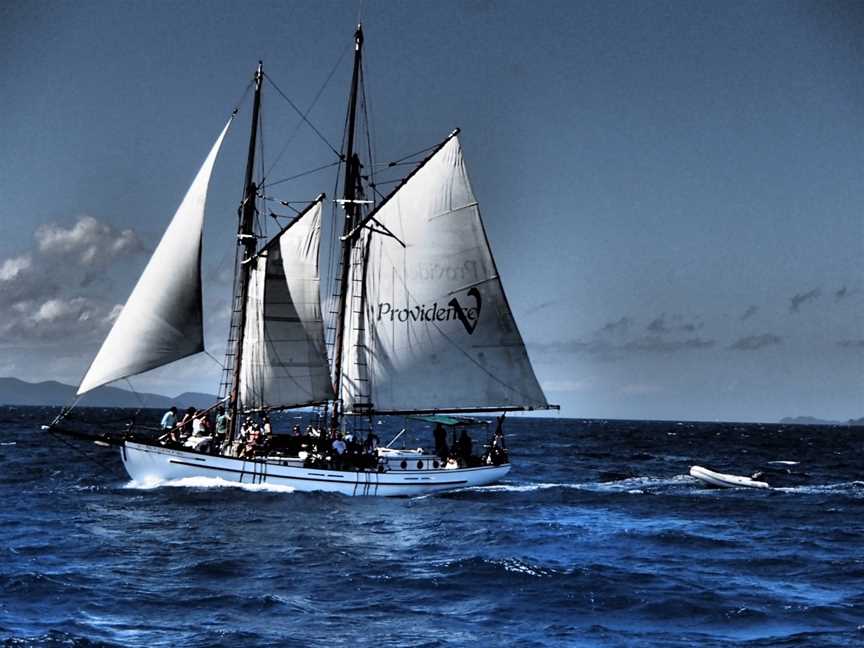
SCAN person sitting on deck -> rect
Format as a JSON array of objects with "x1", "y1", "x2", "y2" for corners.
[
  {"x1": 192, "y1": 411, "x2": 210, "y2": 437},
  {"x1": 242, "y1": 423, "x2": 262, "y2": 458},
  {"x1": 260, "y1": 416, "x2": 273, "y2": 452},
  {"x1": 184, "y1": 423, "x2": 212, "y2": 453},
  {"x1": 332, "y1": 433, "x2": 347, "y2": 456},
  {"x1": 178, "y1": 407, "x2": 197, "y2": 440}
]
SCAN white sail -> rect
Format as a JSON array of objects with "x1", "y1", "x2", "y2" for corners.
[
  {"x1": 77, "y1": 120, "x2": 232, "y2": 396},
  {"x1": 339, "y1": 228, "x2": 372, "y2": 411},
  {"x1": 341, "y1": 135, "x2": 549, "y2": 412},
  {"x1": 239, "y1": 201, "x2": 335, "y2": 409}
]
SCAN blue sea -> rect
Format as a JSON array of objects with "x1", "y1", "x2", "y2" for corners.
[{"x1": 2, "y1": 407, "x2": 863, "y2": 647}]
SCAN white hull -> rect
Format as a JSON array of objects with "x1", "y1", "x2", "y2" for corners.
[
  {"x1": 121, "y1": 441, "x2": 510, "y2": 497},
  {"x1": 689, "y1": 465, "x2": 770, "y2": 490}
]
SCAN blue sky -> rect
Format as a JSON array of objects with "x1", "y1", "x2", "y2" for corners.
[{"x1": 1, "y1": 1, "x2": 861, "y2": 422}]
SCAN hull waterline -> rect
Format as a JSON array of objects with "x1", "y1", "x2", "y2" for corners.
[{"x1": 121, "y1": 441, "x2": 510, "y2": 497}]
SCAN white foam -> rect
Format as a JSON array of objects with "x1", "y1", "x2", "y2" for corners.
[
  {"x1": 767, "y1": 460, "x2": 800, "y2": 465},
  {"x1": 124, "y1": 476, "x2": 295, "y2": 493},
  {"x1": 773, "y1": 481, "x2": 864, "y2": 495},
  {"x1": 466, "y1": 482, "x2": 583, "y2": 493}
]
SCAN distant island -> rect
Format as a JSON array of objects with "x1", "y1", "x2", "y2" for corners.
[
  {"x1": 780, "y1": 416, "x2": 864, "y2": 427},
  {"x1": 0, "y1": 377, "x2": 216, "y2": 410}
]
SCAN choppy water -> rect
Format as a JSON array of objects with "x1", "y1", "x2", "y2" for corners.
[{"x1": 2, "y1": 406, "x2": 863, "y2": 647}]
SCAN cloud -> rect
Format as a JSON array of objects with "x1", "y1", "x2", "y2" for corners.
[
  {"x1": 0, "y1": 215, "x2": 146, "y2": 348},
  {"x1": 645, "y1": 313, "x2": 703, "y2": 335},
  {"x1": 35, "y1": 216, "x2": 145, "y2": 267},
  {"x1": 531, "y1": 313, "x2": 714, "y2": 360},
  {"x1": 531, "y1": 334, "x2": 715, "y2": 358},
  {"x1": 599, "y1": 316, "x2": 632, "y2": 335},
  {"x1": 621, "y1": 335, "x2": 715, "y2": 353},
  {"x1": 646, "y1": 317, "x2": 668, "y2": 334},
  {"x1": 0, "y1": 255, "x2": 32, "y2": 281},
  {"x1": 728, "y1": 333, "x2": 783, "y2": 351},
  {"x1": 837, "y1": 339, "x2": 864, "y2": 349},
  {"x1": 741, "y1": 305, "x2": 758, "y2": 320},
  {"x1": 1, "y1": 296, "x2": 121, "y2": 344},
  {"x1": 789, "y1": 288, "x2": 821, "y2": 313}
]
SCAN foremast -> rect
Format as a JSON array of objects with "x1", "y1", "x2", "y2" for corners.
[
  {"x1": 227, "y1": 61, "x2": 264, "y2": 440},
  {"x1": 332, "y1": 24, "x2": 364, "y2": 428}
]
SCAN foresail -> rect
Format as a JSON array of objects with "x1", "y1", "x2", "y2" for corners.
[
  {"x1": 341, "y1": 135, "x2": 549, "y2": 413},
  {"x1": 239, "y1": 201, "x2": 335, "y2": 409},
  {"x1": 77, "y1": 119, "x2": 232, "y2": 396}
]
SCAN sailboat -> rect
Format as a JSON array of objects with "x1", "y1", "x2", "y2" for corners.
[{"x1": 47, "y1": 26, "x2": 556, "y2": 496}]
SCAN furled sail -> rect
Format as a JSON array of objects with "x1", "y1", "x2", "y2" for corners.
[
  {"x1": 341, "y1": 135, "x2": 549, "y2": 413},
  {"x1": 77, "y1": 120, "x2": 232, "y2": 396},
  {"x1": 238, "y1": 200, "x2": 335, "y2": 409}
]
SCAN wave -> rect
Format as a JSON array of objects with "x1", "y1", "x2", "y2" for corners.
[
  {"x1": 772, "y1": 481, "x2": 864, "y2": 496},
  {"x1": 123, "y1": 476, "x2": 295, "y2": 493},
  {"x1": 452, "y1": 474, "x2": 694, "y2": 495}
]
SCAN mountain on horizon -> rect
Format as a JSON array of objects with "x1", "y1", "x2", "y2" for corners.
[
  {"x1": 0, "y1": 377, "x2": 217, "y2": 410},
  {"x1": 780, "y1": 415, "x2": 864, "y2": 427}
]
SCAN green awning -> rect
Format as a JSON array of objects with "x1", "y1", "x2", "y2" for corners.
[{"x1": 408, "y1": 414, "x2": 487, "y2": 426}]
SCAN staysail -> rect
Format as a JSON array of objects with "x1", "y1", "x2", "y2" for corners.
[
  {"x1": 238, "y1": 199, "x2": 335, "y2": 409},
  {"x1": 77, "y1": 119, "x2": 232, "y2": 396},
  {"x1": 340, "y1": 135, "x2": 549, "y2": 413}
]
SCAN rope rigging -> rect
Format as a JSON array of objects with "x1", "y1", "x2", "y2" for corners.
[
  {"x1": 263, "y1": 41, "x2": 351, "y2": 178},
  {"x1": 264, "y1": 74, "x2": 342, "y2": 159}
]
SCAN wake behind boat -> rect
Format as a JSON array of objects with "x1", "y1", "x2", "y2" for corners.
[{"x1": 45, "y1": 25, "x2": 556, "y2": 496}]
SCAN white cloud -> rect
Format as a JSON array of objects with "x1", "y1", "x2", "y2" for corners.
[
  {"x1": 35, "y1": 215, "x2": 144, "y2": 267},
  {"x1": 0, "y1": 255, "x2": 32, "y2": 281}
]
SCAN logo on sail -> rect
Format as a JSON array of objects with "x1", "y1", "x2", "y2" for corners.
[
  {"x1": 448, "y1": 287, "x2": 482, "y2": 334},
  {"x1": 375, "y1": 287, "x2": 483, "y2": 335}
]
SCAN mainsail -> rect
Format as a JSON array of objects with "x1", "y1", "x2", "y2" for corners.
[
  {"x1": 340, "y1": 135, "x2": 549, "y2": 413},
  {"x1": 238, "y1": 199, "x2": 335, "y2": 409},
  {"x1": 77, "y1": 119, "x2": 232, "y2": 396}
]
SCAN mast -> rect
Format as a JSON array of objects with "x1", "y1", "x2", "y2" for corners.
[
  {"x1": 228, "y1": 61, "x2": 264, "y2": 440},
  {"x1": 332, "y1": 24, "x2": 364, "y2": 427}
]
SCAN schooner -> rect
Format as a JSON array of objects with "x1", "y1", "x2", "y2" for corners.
[{"x1": 48, "y1": 26, "x2": 556, "y2": 496}]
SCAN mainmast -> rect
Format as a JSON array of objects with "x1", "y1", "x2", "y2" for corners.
[
  {"x1": 227, "y1": 61, "x2": 264, "y2": 440},
  {"x1": 332, "y1": 24, "x2": 364, "y2": 427}
]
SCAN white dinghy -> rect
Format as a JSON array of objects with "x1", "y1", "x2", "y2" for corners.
[
  {"x1": 46, "y1": 26, "x2": 556, "y2": 496},
  {"x1": 689, "y1": 465, "x2": 771, "y2": 490}
]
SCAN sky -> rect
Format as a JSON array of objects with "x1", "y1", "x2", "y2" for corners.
[{"x1": 1, "y1": 0, "x2": 861, "y2": 422}]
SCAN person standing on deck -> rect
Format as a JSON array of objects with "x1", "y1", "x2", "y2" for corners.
[
  {"x1": 158, "y1": 406, "x2": 179, "y2": 444},
  {"x1": 160, "y1": 406, "x2": 177, "y2": 431},
  {"x1": 214, "y1": 406, "x2": 229, "y2": 444},
  {"x1": 433, "y1": 423, "x2": 448, "y2": 459}
]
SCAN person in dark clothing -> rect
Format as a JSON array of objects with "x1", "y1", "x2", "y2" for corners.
[
  {"x1": 490, "y1": 425, "x2": 508, "y2": 465},
  {"x1": 433, "y1": 422, "x2": 449, "y2": 459},
  {"x1": 456, "y1": 429, "x2": 473, "y2": 463}
]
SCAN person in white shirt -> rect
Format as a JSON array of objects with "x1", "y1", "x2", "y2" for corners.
[{"x1": 332, "y1": 435, "x2": 347, "y2": 455}]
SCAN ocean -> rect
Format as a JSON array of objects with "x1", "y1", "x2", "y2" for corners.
[{"x1": 1, "y1": 407, "x2": 863, "y2": 647}]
